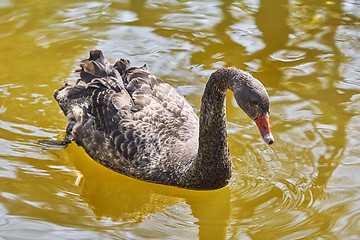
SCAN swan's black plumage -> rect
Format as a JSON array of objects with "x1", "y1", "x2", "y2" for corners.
[{"x1": 55, "y1": 50, "x2": 273, "y2": 190}]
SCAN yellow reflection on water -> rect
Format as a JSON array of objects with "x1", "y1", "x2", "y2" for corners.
[
  {"x1": 0, "y1": 0, "x2": 359, "y2": 239},
  {"x1": 66, "y1": 143, "x2": 231, "y2": 239}
]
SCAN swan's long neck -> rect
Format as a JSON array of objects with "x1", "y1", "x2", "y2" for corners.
[{"x1": 187, "y1": 68, "x2": 235, "y2": 190}]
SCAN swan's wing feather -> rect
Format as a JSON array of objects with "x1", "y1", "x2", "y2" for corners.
[{"x1": 55, "y1": 50, "x2": 199, "y2": 181}]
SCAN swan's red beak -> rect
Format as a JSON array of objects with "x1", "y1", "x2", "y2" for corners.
[{"x1": 255, "y1": 115, "x2": 274, "y2": 145}]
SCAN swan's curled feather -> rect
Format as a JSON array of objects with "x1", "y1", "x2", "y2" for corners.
[{"x1": 55, "y1": 50, "x2": 199, "y2": 187}]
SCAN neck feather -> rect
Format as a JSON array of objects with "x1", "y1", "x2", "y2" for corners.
[{"x1": 186, "y1": 68, "x2": 238, "y2": 190}]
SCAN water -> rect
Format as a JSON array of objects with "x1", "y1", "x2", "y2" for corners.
[{"x1": 1, "y1": 0, "x2": 359, "y2": 239}]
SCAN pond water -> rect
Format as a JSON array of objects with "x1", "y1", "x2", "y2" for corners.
[{"x1": 1, "y1": 0, "x2": 359, "y2": 239}]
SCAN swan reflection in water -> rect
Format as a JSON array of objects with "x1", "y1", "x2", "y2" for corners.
[{"x1": 66, "y1": 143, "x2": 231, "y2": 239}]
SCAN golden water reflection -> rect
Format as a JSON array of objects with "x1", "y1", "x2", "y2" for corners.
[{"x1": 0, "y1": 0, "x2": 359, "y2": 239}]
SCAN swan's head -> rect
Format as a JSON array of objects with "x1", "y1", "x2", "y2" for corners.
[{"x1": 231, "y1": 70, "x2": 274, "y2": 145}]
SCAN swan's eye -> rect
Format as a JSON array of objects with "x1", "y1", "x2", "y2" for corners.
[{"x1": 251, "y1": 100, "x2": 258, "y2": 106}]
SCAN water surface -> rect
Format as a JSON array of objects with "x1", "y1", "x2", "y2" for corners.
[{"x1": 0, "y1": 0, "x2": 359, "y2": 239}]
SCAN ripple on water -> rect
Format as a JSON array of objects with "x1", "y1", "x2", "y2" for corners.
[
  {"x1": 232, "y1": 174, "x2": 319, "y2": 239},
  {"x1": 0, "y1": 120, "x2": 58, "y2": 139},
  {"x1": 0, "y1": 211, "x2": 107, "y2": 239},
  {"x1": 270, "y1": 49, "x2": 306, "y2": 62},
  {"x1": 229, "y1": 130, "x2": 322, "y2": 239},
  {"x1": 129, "y1": 203, "x2": 198, "y2": 239}
]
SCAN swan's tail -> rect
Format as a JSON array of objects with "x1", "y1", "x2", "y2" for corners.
[
  {"x1": 76, "y1": 49, "x2": 118, "y2": 83},
  {"x1": 77, "y1": 49, "x2": 149, "y2": 86},
  {"x1": 54, "y1": 50, "x2": 165, "y2": 143}
]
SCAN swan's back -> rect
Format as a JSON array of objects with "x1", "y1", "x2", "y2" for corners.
[{"x1": 55, "y1": 50, "x2": 199, "y2": 185}]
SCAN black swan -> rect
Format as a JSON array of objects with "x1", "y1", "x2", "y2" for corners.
[{"x1": 54, "y1": 50, "x2": 274, "y2": 190}]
